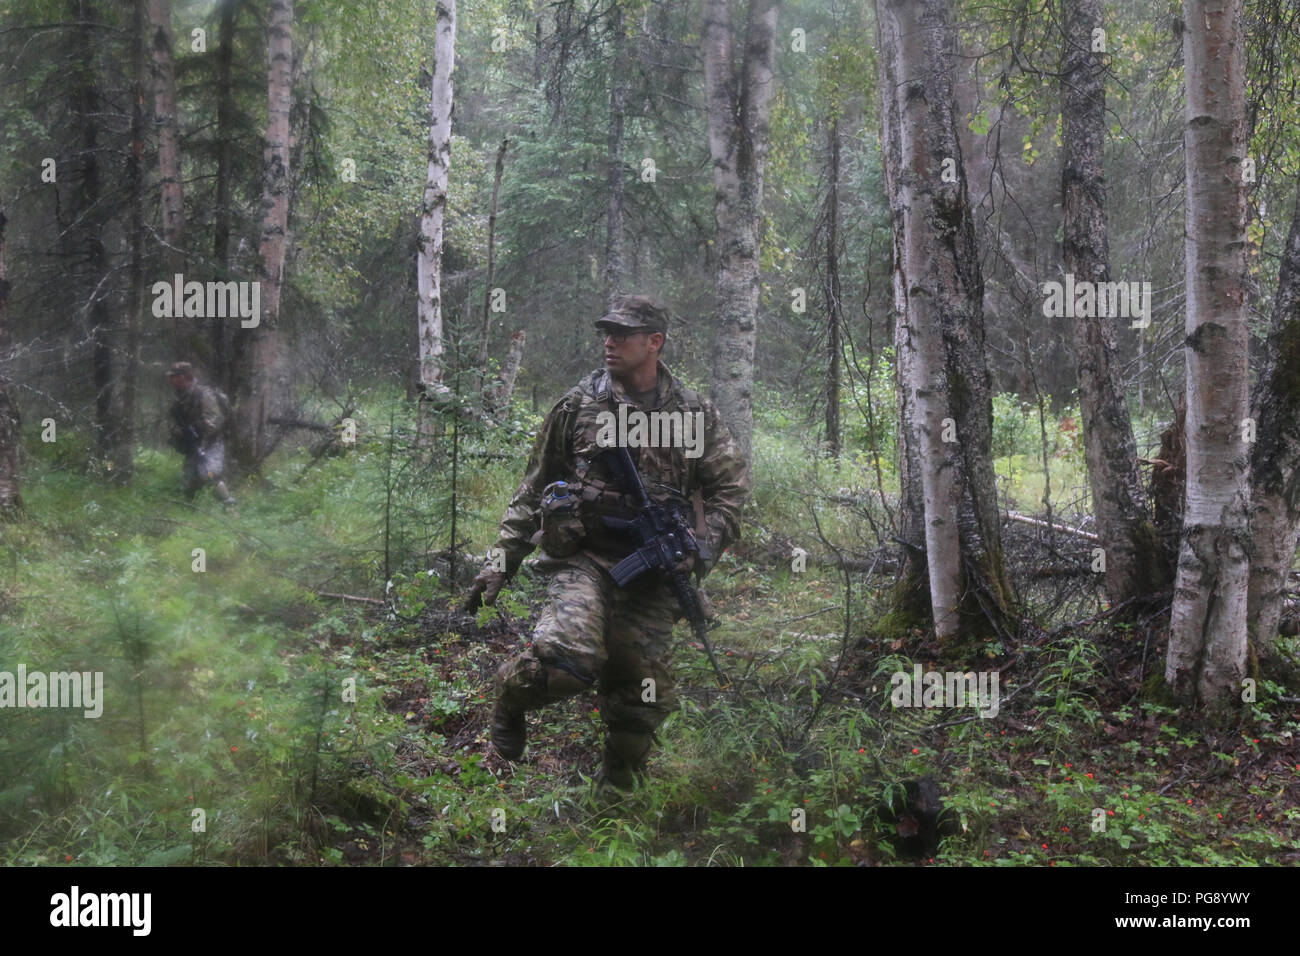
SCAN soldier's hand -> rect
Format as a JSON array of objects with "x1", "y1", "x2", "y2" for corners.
[
  {"x1": 672, "y1": 555, "x2": 696, "y2": 575},
  {"x1": 461, "y1": 569, "x2": 507, "y2": 613}
]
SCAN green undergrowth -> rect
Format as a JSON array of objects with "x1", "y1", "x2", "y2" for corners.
[
  {"x1": 2, "y1": 398, "x2": 1297, "y2": 866},
  {"x1": 340, "y1": 561, "x2": 1300, "y2": 866},
  {"x1": 0, "y1": 397, "x2": 525, "y2": 865}
]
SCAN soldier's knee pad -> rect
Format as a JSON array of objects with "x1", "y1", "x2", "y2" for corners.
[
  {"x1": 497, "y1": 649, "x2": 594, "y2": 705},
  {"x1": 496, "y1": 651, "x2": 548, "y2": 709}
]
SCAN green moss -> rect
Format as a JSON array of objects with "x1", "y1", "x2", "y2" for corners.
[
  {"x1": 1140, "y1": 670, "x2": 1178, "y2": 707},
  {"x1": 872, "y1": 606, "x2": 928, "y2": 642}
]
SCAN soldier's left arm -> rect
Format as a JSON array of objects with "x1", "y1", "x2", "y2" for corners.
[
  {"x1": 197, "y1": 388, "x2": 223, "y2": 442},
  {"x1": 693, "y1": 399, "x2": 751, "y2": 574},
  {"x1": 168, "y1": 400, "x2": 185, "y2": 439},
  {"x1": 488, "y1": 393, "x2": 577, "y2": 577}
]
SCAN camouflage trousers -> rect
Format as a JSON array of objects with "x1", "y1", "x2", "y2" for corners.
[
  {"x1": 182, "y1": 441, "x2": 233, "y2": 504},
  {"x1": 496, "y1": 552, "x2": 679, "y2": 777}
]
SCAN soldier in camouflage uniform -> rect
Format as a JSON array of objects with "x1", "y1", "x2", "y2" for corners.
[
  {"x1": 167, "y1": 362, "x2": 236, "y2": 507},
  {"x1": 463, "y1": 295, "x2": 750, "y2": 790}
]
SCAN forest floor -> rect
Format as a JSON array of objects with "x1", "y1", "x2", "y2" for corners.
[
  {"x1": 325, "y1": 546, "x2": 1300, "y2": 867},
  {"x1": 3, "y1": 414, "x2": 1299, "y2": 866}
]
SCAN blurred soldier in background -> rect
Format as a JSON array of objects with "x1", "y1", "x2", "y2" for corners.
[{"x1": 167, "y1": 362, "x2": 236, "y2": 508}]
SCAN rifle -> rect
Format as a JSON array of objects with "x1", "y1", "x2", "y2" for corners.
[
  {"x1": 599, "y1": 445, "x2": 728, "y2": 686},
  {"x1": 171, "y1": 405, "x2": 203, "y2": 454}
]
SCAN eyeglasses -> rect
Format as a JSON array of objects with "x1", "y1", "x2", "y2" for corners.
[{"x1": 600, "y1": 329, "x2": 651, "y2": 344}]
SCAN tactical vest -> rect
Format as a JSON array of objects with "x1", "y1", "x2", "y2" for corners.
[
  {"x1": 562, "y1": 368, "x2": 709, "y2": 551},
  {"x1": 175, "y1": 384, "x2": 233, "y2": 435}
]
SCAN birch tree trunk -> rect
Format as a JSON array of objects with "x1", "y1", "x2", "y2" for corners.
[
  {"x1": 0, "y1": 207, "x2": 19, "y2": 516},
  {"x1": 211, "y1": 0, "x2": 238, "y2": 389},
  {"x1": 1061, "y1": 0, "x2": 1167, "y2": 608},
  {"x1": 1165, "y1": 0, "x2": 1252, "y2": 705},
  {"x1": 604, "y1": 0, "x2": 627, "y2": 306},
  {"x1": 1246, "y1": 188, "x2": 1300, "y2": 649},
  {"x1": 824, "y1": 118, "x2": 842, "y2": 459},
  {"x1": 877, "y1": 0, "x2": 1015, "y2": 643},
  {"x1": 416, "y1": 0, "x2": 455, "y2": 440},
  {"x1": 878, "y1": 8, "x2": 930, "y2": 621},
  {"x1": 702, "y1": 0, "x2": 778, "y2": 462},
  {"x1": 879, "y1": 0, "x2": 960, "y2": 638},
  {"x1": 422, "y1": 8, "x2": 455, "y2": 350},
  {"x1": 148, "y1": 0, "x2": 185, "y2": 273},
  {"x1": 232, "y1": 0, "x2": 293, "y2": 470}
]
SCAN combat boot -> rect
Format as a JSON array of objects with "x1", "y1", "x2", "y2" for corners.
[
  {"x1": 491, "y1": 699, "x2": 527, "y2": 760},
  {"x1": 597, "y1": 730, "x2": 652, "y2": 792}
]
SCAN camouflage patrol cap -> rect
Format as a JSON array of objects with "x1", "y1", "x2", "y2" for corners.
[
  {"x1": 167, "y1": 361, "x2": 195, "y2": 378},
  {"x1": 594, "y1": 294, "x2": 669, "y2": 336}
]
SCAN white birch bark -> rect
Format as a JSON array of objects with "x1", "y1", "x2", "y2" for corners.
[
  {"x1": 149, "y1": 0, "x2": 185, "y2": 270},
  {"x1": 418, "y1": 0, "x2": 455, "y2": 397},
  {"x1": 702, "y1": 0, "x2": 778, "y2": 462},
  {"x1": 234, "y1": 0, "x2": 293, "y2": 467},
  {"x1": 1166, "y1": 0, "x2": 1252, "y2": 704}
]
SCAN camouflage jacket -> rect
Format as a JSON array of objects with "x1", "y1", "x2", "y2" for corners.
[
  {"x1": 170, "y1": 383, "x2": 229, "y2": 447},
  {"x1": 489, "y1": 362, "x2": 750, "y2": 578}
]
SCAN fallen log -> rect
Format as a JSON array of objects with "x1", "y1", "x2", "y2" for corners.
[
  {"x1": 269, "y1": 416, "x2": 333, "y2": 432},
  {"x1": 314, "y1": 590, "x2": 385, "y2": 606},
  {"x1": 1005, "y1": 511, "x2": 1099, "y2": 543}
]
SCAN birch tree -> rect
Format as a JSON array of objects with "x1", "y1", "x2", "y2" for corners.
[
  {"x1": 149, "y1": 0, "x2": 185, "y2": 274},
  {"x1": 824, "y1": 118, "x2": 842, "y2": 459},
  {"x1": 416, "y1": 0, "x2": 455, "y2": 412},
  {"x1": 878, "y1": 6, "x2": 930, "y2": 621},
  {"x1": 702, "y1": 0, "x2": 778, "y2": 461},
  {"x1": 604, "y1": 0, "x2": 627, "y2": 306},
  {"x1": 1246, "y1": 189, "x2": 1300, "y2": 648},
  {"x1": 877, "y1": 0, "x2": 1015, "y2": 642},
  {"x1": 232, "y1": 0, "x2": 293, "y2": 469},
  {"x1": 211, "y1": 0, "x2": 239, "y2": 387},
  {"x1": 1165, "y1": 0, "x2": 1251, "y2": 705},
  {"x1": 0, "y1": 206, "x2": 18, "y2": 516},
  {"x1": 1060, "y1": 0, "x2": 1167, "y2": 609}
]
